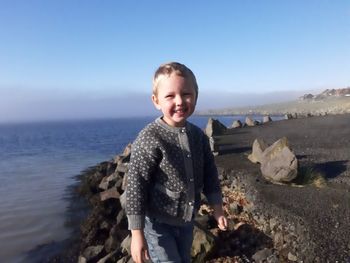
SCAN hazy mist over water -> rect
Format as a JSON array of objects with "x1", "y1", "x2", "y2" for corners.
[{"x1": 0, "y1": 88, "x2": 316, "y2": 124}]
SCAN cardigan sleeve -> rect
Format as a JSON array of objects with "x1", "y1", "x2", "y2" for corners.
[{"x1": 126, "y1": 137, "x2": 159, "y2": 230}]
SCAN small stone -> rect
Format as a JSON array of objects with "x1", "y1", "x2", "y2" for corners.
[
  {"x1": 116, "y1": 163, "x2": 128, "y2": 173},
  {"x1": 97, "y1": 250, "x2": 118, "y2": 263},
  {"x1": 231, "y1": 120, "x2": 242, "y2": 128},
  {"x1": 82, "y1": 245, "x2": 104, "y2": 261},
  {"x1": 266, "y1": 253, "x2": 279, "y2": 263},
  {"x1": 98, "y1": 178, "x2": 109, "y2": 190},
  {"x1": 100, "y1": 187, "x2": 120, "y2": 201},
  {"x1": 262, "y1": 115, "x2": 272, "y2": 123},
  {"x1": 252, "y1": 248, "x2": 273, "y2": 262},
  {"x1": 245, "y1": 116, "x2": 257, "y2": 126},
  {"x1": 288, "y1": 252, "x2": 298, "y2": 261},
  {"x1": 122, "y1": 143, "x2": 131, "y2": 159},
  {"x1": 273, "y1": 231, "x2": 284, "y2": 249},
  {"x1": 120, "y1": 234, "x2": 131, "y2": 254},
  {"x1": 116, "y1": 255, "x2": 131, "y2": 263},
  {"x1": 106, "y1": 172, "x2": 121, "y2": 183},
  {"x1": 100, "y1": 220, "x2": 110, "y2": 230},
  {"x1": 122, "y1": 174, "x2": 128, "y2": 190},
  {"x1": 78, "y1": 256, "x2": 87, "y2": 263},
  {"x1": 116, "y1": 209, "x2": 126, "y2": 225},
  {"x1": 119, "y1": 191, "x2": 126, "y2": 209},
  {"x1": 104, "y1": 235, "x2": 119, "y2": 253},
  {"x1": 191, "y1": 225, "x2": 215, "y2": 260},
  {"x1": 248, "y1": 138, "x2": 268, "y2": 164}
]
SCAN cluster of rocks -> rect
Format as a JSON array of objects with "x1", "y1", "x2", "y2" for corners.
[
  {"x1": 74, "y1": 139, "x2": 309, "y2": 262},
  {"x1": 205, "y1": 116, "x2": 273, "y2": 138},
  {"x1": 283, "y1": 111, "x2": 332, "y2": 119},
  {"x1": 76, "y1": 144, "x2": 277, "y2": 263},
  {"x1": 76, "y1": 144, "x2": 132, "y2": 263},
  {"x1": 204, "y1": 117, "x2": 273, "y2": 154},
  {"x1": 248, "y1": 137, "x2": 298, "y2": 184}
]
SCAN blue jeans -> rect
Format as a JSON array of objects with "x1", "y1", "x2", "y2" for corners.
[{"x1": 144, "y1": 217, "x2": 194, "y2": 263}]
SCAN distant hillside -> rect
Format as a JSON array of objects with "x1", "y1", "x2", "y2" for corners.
[
  {"x1": 197, "y1": 87, "x2": 350, "y2": 116},
  {"x1": 299, "y1": 87, "x2": 350, "y2": 101}
]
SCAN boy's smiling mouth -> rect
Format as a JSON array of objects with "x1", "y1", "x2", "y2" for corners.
[{"x1": 174, "y1": 108, "x2": 187, "y2": 114}]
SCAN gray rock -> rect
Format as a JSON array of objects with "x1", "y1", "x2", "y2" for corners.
[
  {"x1": 78, "y1": 256, "x2": 87, "y2": 263},
  {"x1": 245, "y1": 116, "x2": 258, "y2": 126},
  {"x1": 231, "y1": 119, "x2": 242, "y2": 128},
  {"x1": 82, "y1": 245, "x2": 104, "y2": 261},
  {"x1": 288, "y1": 252, "x2": 298, "y2": 261},
  {"x1": 260, "y1": 137, "x2": 298, "y2": 183},
  {"x1": 269, "y1": 218, "x2": 278, "y2": 231},
  {"x1": 266, "y1": 254, "x2": 279, "y2": 263},
  {"x1": 106, "y1": 172, "x2": 121, "y2": 184},
  {"x1": 116, "y1": 209, "x2": 126, "y2": 225},
  {"x1": 204, "y1": 118, "x2": 227, "y2": 137},
  {"x1": 105, "y1": 162, "x2": 117, "y2": 177},
  {"x1": 98, "y1": 176, "x2": 109, "y2": 190},
  {"x1": 191, "y1": 225, "x2": 216, "y2": 263},
  {"x1": 122, "y1": 143, "x2": 131, "y2": 159},
  {"x1": 100, "y1": 187, "x2": 120, "y2": 201},
  {"x1": 119, "y1": 191, "x2": 126, "y2": 209},
  {"x1": 104, "y1": 234, "x2": 119, "y2": 253},
  {"x1": 120, "y1": 234, "x2": 131, "y2": 254},
  {"x1": 121, "y1": 173, "x2": 128, "y2": 191},
  {"x1": 116, "y1": 163, "x2": 128, "y2": 174},
  {"x1": 262, "y1": 115, "x2": 272, "y2": 123},
  {"x1": 248, "y1": 138, "x2": 269, "y2": 164},
  {"x1": 116, "y1": 255, "x2": 131, "y2": 263},
  {"x1": 97, "y1": 250, "x2": 118, "y2": 263},
  {"x1": 114, "y1": 144, "x2": 132, "y2": 165},
  {"x1": 273, "y1": 231, "x2": 284, "y2": 249},
  {"x1": 285, "y1": 113, "x2": 293, "y2": 119},
  {"x1": 252, "y1": 248, "x2": 273, "y2": 262}
]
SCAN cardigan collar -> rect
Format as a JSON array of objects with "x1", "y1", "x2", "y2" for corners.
[{"x1": 155, "y1": 116, "x2": 190, "y2": 133}]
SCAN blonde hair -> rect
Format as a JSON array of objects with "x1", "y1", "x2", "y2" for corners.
[{"x1": 152, "y1": 62, "x2": 198, "y2": 99}]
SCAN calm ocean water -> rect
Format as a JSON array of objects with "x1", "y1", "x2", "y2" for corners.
[{"x1": 0, "y1": 115, "x2": 282, "y2": 263}]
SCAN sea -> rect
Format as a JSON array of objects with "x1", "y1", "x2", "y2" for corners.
[{"x1": 0, "y1": 115, "x2": 283, "y2": 263}]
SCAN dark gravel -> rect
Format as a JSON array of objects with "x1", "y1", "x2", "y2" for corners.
[{"x1": 214, "y1": 113, "x2": 350, "y2": 262}]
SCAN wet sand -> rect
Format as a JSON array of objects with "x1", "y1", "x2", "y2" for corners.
[{"x1": 214, "y1": 113, "x2": 350, "y2": 261}]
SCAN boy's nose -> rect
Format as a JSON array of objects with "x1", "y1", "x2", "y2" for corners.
[{"x1": 175, "y1": 95, "x2": 183, "y2": 105}]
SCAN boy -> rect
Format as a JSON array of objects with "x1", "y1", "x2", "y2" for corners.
[{"x1": 126, "y1": 62, "x2": 227, "y2": 263}]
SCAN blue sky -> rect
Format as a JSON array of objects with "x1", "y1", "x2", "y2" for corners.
[{"x1": 1, "y1": 0, "x2": 349, "y2": 122}]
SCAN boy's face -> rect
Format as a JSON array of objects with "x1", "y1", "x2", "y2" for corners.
[{"x1": 152, "y1": 73, "x2": 197, "y2": 127}]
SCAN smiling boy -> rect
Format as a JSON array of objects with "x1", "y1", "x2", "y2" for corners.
[{"x1": 126, "y1": 62, "x2": 227, "y2": 263}]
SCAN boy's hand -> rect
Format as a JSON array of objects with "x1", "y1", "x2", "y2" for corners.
[
  {"x1": 131, "y1": 230, "x2": 150, "y2": 263},
  {"x1": 216, "y1": 215, "x2": 228, "y2": 231},
  {"x1": 212, "y1": 204, "x2": 228, "y2": 231}
]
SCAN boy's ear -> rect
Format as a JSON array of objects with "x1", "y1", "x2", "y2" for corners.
[{"x1": 152, "y1": 94, "x2": 161, "y2": 110}]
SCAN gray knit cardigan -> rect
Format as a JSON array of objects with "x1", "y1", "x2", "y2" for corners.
[{"x1": 126, "y1": 117, "x2": 222, "y2": 230}]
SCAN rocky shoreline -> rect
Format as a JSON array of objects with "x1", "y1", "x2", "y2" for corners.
[{"x1": 48, "y1": 113, "x2": 350, "y2": 262}]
